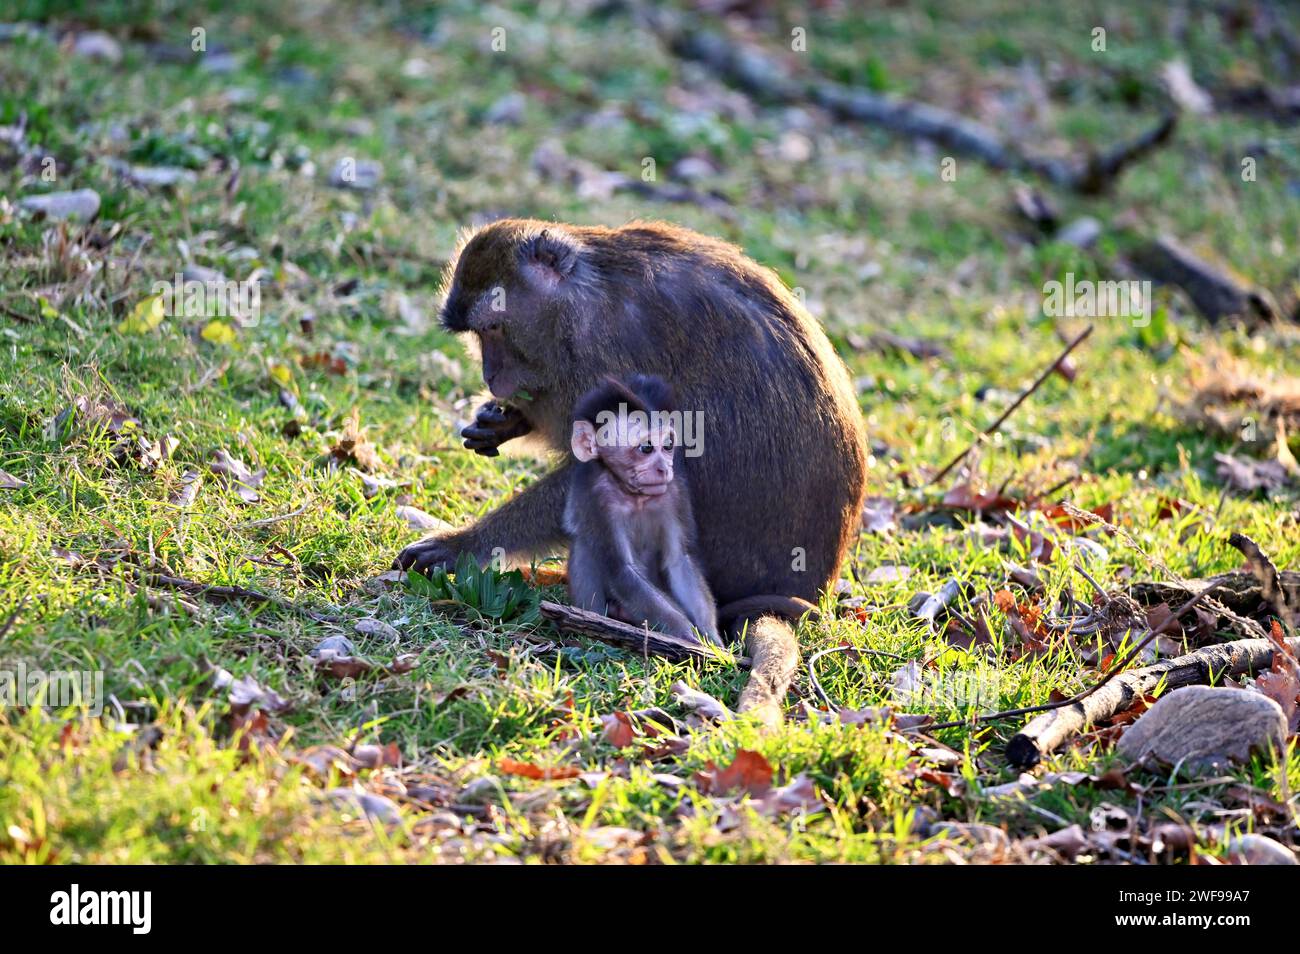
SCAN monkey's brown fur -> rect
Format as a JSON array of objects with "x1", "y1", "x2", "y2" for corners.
[{"x1": 398, "y1": 219, "x2": 868, "y2": 724}]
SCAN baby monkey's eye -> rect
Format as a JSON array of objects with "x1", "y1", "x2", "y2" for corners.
[
  {"x1": 638, "y1": 441, "x2": 654, "y2": 455},
  {"x1": 662, "y1": 436, "x2": 675, "y2": 451}
]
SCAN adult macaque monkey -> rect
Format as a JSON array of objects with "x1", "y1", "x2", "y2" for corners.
[
  {"x1": 396, "y1": 220, "x2": 867, "y2": 724},
  {"x1": 565, "y1": 374, "x2": 719, "y2": 646}
]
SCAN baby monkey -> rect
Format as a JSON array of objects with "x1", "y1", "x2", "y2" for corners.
[{"x1": 564, "y1": 375, "x2": 721, "y2": 646}]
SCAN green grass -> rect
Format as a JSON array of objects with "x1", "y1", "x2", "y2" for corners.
[{"x1": 1, "y1": 0, "x2": 1298, "y2": 864}]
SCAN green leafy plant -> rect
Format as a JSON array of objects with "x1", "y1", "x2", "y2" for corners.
[{"x1": 404, "y1": 553, "x2": 540, "y2": 623}]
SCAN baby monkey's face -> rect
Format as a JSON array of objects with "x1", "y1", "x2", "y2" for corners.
[
  {"x1": 571, "y1": 417, "x2": 678, "y2": 497},
  {"x1": 602, "y1": 421, "x2": 677, "y2": 496}
]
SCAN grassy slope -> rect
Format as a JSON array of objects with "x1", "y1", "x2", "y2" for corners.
[{"x1": 1, "y1": 0, "x2": 1298, "y2": 863}]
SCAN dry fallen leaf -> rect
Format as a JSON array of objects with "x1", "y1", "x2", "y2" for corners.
[
  {"x1": 1254, "y1": 620, "x2": 1300, "y2": 734},
  {"x1": 861, "y1": 496, "x2": 897, "y2": 534},
  {"x1": 498, "y1": 758, "x2": 582, "y2": 781},
  {"x1": 694, "y1": 749, "x2": 773, "y2": 796},
  {"x1": 941, "y1": 480, "x2": 1020, "y2": 514},
  {"x1": 1215, "y1": 452, "x2": 1289, "y2": 493},
  {"x1": 599, "y1": 708, "x2": 677, "y2": 748},
  {"x1": 755, "y1": 773, "x2": 824, "y2": 816},
  {"x1": 168, "y1": 468, "x2": 202, "y2": 506},
  {"x1": 1021, "y1": 824, "x2": 1092, "y2": 861},
  {"x1": 293, "y1": 745, "x2": 360, "y2": 778},
  {"x1": 227, "y1": 673, "x2": 291, "y2": 715},
  {"x1": 210, "y1": 449, "x2": 265, "y2": 503},
  {"x1": 329, "y1": 407, "x2": 382, "y2": 472},
  {"x1": 315, "y1": 653, "x2": 417, "y2": 680},
  {"x1": 519, "y1": 563, "x2": 569, "y2": 586}
]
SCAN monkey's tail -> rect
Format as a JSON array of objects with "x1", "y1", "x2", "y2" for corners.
[
  {"x1": 719, "y1": 595, "x2": 818, "y2": 727},
  {"x1": 717, "y1": 594, "x2": 820, "y2": 626}
]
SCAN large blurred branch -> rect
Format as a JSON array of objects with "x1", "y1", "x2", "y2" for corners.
[{"x1": 648, "y1": 10, "x2": 1175, "y2": 195}]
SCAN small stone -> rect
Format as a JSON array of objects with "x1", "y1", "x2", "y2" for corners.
[
  {"x1": 396, "y1": 505, "x2": 451, "y2": 532},
  {"x1": 201, "y1": 52, "x2": 239, "y2": 74},
  {"x1": 1056, "y1": 216, "x2": 1102, "y2": 248},
  {"x1": 326, "y1": 788, "x2": 400, "y2": 823},
  {"x1": 117, "y1": 164, "x2": 196, "y2": 188},
  {"x1": 671, "y1": 156, "x2": 716, "y2": 181},
  {"x1": 777, "y1": 130, "x2": 813, "y2": 163},
  {"x1": 181, "y1": 264, "x2": 228, "y2": 285},
  {"x1": 932, "y1": 821, "x2": 1009, "y2": 848},
  {"x1": 1117, "y1": 686, "x2": 1287, "y2": 771},
  {"x1": 457, "y1": 777, "x2": 500, "y2": 805},
  {"x1": 310, "y1": 634, "x2": 356, "y2": 658},
  {"x1": 483, "y1": 92, "x2": 526, "y2": 125},
  {"x1": 18, "y1": 189, "x2": 100, "y2": 222},
  {"x1": 72, "y1": 31, "x2": 122, "y2": 63},
  {"x1": 354, "y1": 618, "x2": 400, "y2": 642},
  {"x1": 327, "y1": 158, "x2": 381, "y2": 191}
]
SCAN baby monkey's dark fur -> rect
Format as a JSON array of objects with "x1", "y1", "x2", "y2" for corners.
[{"x1": 563, "y1": 375, "x2": 719, "y2": 646}]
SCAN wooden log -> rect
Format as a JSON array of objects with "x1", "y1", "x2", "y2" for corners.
[
  {"x1": 538, "y1": 600, "x2": 734, "y2": 663},
  {"x1": 1006, "y1": 634, "x2": 1300, "y2": 768},
  {"x1": 1131, "y1": 236, "x2": 1277, "y2": 324},
  {"x1": 654, "y1": 10, "x2": 1174, "y2": 195}
]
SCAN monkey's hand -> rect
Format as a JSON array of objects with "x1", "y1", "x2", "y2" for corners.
[
  {"x1": 461, "y1": 401, "x2": 532, "y2": 457},
  {"x1": 394, "y1": 533, "x2": 466, "y2": 575}
]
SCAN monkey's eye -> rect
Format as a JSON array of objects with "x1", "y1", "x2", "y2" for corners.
[
  {"x1": 638, "y1": 441, "x2": 654, "y2": 455},
  {"x1": 662, "y1": 436, "x2": 675, "y2": 451}
]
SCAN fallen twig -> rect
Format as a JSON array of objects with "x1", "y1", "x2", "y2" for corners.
[
  {"x1": 1228, "y1": 532, "x2": 1298, "y2": 627},
  {"x1": 0, "y1": 301, "x2": 36, "y2": 324},
  {"x1": 84, "y1": 559, "x2": 341, "y2": 624},
  {"x1": 1007, "y1": 624, "x2": 1300, "y2": 768},
  {"x1": 898, "y1": 584, "x2": 1220, "y2": 740},
  {"x1": 929, "y1": 326, "x2": 1093, "y2": 486},
  {"x1": 539, "y1": 600, "x2": 736, "y2": 664}
]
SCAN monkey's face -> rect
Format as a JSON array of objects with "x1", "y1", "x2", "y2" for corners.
[
  {"x1": 573, "y1": 419, "x2": 677, "y2": 497},
  {"x1": 439, "y1": 222, "x2": 585, "y2": 403}
]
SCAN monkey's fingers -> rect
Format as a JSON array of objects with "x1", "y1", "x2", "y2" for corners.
[
  {"x1": 462, "y1": 423, "x2": 506, "y2": 443},
  {"x1": 394, "y1": 537, "x2": 456, "y2": 573},
  {"x1": 474, "y1": 402, "x2": 514, "y2": 425},
  {"x1": 462, "y1": 427, "x2": 504, "y2": 456}
]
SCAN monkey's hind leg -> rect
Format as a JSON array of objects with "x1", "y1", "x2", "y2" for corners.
[{"x1": 732, "y1": 615, "x2": 800, "y2": 727}]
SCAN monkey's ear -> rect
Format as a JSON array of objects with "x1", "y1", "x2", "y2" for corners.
[
  {"x1": 570, "y1": 420, "x2": 599, "y2": 462},
  {"x1": 520, "y1": 229, "x2": 579, "y2": 285}
]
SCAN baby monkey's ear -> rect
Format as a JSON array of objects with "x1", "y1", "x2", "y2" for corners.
[{"x1": 570, "y1": 420, "x2": 599, "y2": 462}]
